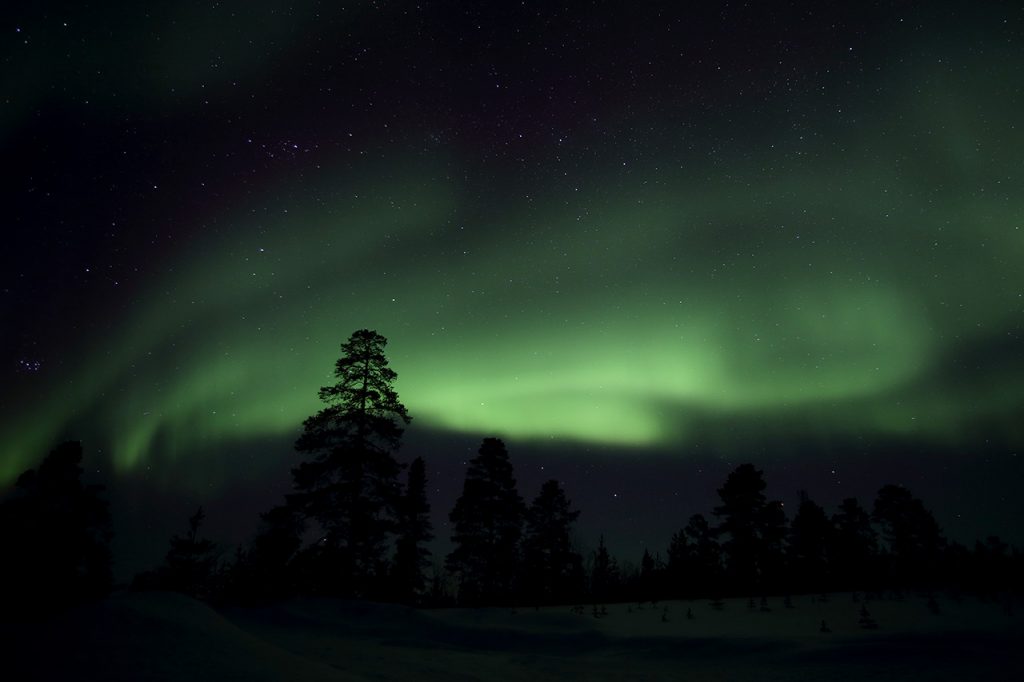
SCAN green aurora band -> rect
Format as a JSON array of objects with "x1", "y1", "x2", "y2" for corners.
[{"x1": 2, "y1": 50, "x2": 1022, "y2": 487}]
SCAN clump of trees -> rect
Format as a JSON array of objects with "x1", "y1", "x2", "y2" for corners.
[
  {"x1": 650, "y1": 465, "x2": 946, "y2": 600},
  {"x1": 445, "y1": 441, "x2": 585, "y2": 606},
  {"x1": 431, "y1": 454, "x2": 1018, "y2": 606},
  {"x1": 4, "y1": 330, "x2": 1022, "y2": 613},
  {"x1": 0, "y1": 441, "x2": 112, "y2": 614}
]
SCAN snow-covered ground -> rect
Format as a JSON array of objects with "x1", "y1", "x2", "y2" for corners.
[{"x1": 4, "y1": 591, "x2": 1021, "y2": 680}]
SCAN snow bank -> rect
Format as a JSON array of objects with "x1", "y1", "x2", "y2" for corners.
[
  {"x1": 3, "y1": 591, "x2": 351, "y2": 681},
  {"x1": 3, "y1": 591, "x2": 1020, "y2": 681}
]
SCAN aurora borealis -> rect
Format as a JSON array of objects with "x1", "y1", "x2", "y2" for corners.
[{"x1": 2, "y1": 2, "x2": 1023, "y2": 563}]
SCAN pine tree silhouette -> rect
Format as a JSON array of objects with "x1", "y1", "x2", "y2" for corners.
[
  {"x1": 446, "y1": 438, "x2": 525, "y2": 605},
  {"x1": 684, "y1": 513, "x2": 722, "y2": 597},
  {"x1": 638, "y1": 548, "x2": 658, "y2": 601},
  {"x1": 973, "y1": 536, "x2": 1013, "y2": 594},
  {"x1": 789, "y1": 491, "x2": 833, "y2": 593},
  {"x1": 666, "y1": 527, "x2": 690, "y2": 598},
  {"x1": 291, "y1": 329, "x2": 410, "y2": 597},
  {"x1": 392, "y1": 457, "x2": 434, "y2": 602},
  {"x1": 713, "y1": 464, "x2": 786, "y2": 594},
  {"x1": 831, "y1": 497, "x2": 879, "y2": 591},
  {"x1": 872, "y1": 485, "x2": 945, "y2": 588},
  {"x1": 228, "y1": 504, "x2": 305, "y2": 602},
  {"x1": 590, "y1": 535, "x2": 621, "y2": 602},
  {"x1": 163, "y1": 506, "x2": 219, "y2": 598},
  {"x1": 858, "y1": 604, "x2": 879, "y2": 630},
  {"x1": 522, "y1": 479, "x2": 583, "y2": 605},
  {"x1": 0, "y1": 441, "x2": 112, "y2": 613}
]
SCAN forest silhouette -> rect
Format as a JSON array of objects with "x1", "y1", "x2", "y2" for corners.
[{"x1": 1, "y1": 330, "x2": 1021, "y2": 614}]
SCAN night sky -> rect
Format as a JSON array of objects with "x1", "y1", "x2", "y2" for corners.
[{"x1": 2, "y1": 1, "x2": 1022, "y2": 576}]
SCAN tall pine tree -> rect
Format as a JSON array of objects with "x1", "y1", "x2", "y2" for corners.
[
  {"x1": 872, "y1": 484, "x2": 945, "y2": 587},
  {"x1": 521, "y1": 480, "x2": 583, "y2": 605},
  {"x1": 684, "y1": 513, "x2": 722, "y2": 596},
  {"x1": 713, "y1": 463, "x2": 786, "y2": 593},
  {"x1": 830, "y1": 497, "x2": 878, "y2": 590},
  {"x1": 788, "y1": 491, "x2": 832, "y2": 593},
  {"x1": 291, "y1": 329, "x2": 410, "y2": 596},
  {"x1": 446, "y1": 438, "x2": 525, "y2": 605}
]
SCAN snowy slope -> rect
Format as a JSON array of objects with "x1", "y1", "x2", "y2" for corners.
[
  {"x1": 3, "y1": 592, "x2": 1021, "y2": 681},
  {"x1": 3, "y1": 592, "x2": 350, "y2": 681}
]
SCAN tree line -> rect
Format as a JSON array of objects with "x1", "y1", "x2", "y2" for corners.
[{"x1": 1, "y1": 330, "x2": 1020, "y2": 614}]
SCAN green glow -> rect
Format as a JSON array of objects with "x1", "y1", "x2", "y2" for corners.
[{"x1": 2, "y1": 50, "x2": 1023, "y2": 486}]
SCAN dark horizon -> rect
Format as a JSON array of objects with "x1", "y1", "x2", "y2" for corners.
[{"x1": 8, "y1": 422, "x2": 1018, "y2": 584}]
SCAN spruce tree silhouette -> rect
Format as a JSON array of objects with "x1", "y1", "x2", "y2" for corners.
[
  {"x1": 713, "y1": 464, "x2": 785, "y2": 594},
  {"x1": 666, "y1": 528, "x2": 690, "y2": 598},
  {"x1": 0, "y1": 441, "x2": 111, "y2": 614},
  {"x1": 446, "y1": 438, "x2": 525, "y2": 605},
  {"x1": 684, "y1": 513, "x2": 723, "y2": 597},
  {"x1": 872, "y1": 484, "x2": 945, "y2": 588},
  {"x1": 636, "y1": 548, "x2": 661, "y2": 601},
  {"x1": 789, "y1": 491, "x2": 833, "y2": 593},
  {"x1": 973, "y1": 536, "x2": 1012, "y2": 593},
  {"x1": 162, "y1": 506, "x2": 219, "y2": 599},
  {"x1": 228, "y1": 503, "x2": 306, "y2": 602},
  {"x1": 830, "y1": 497, "x2": 878, "y2": 590},
  {"x1": 392, "y1": 456, "x2": 434, "y2": 603},
  {"x1": 759, "y1": 499, "x2": 789, "y2": 592},
  {"x1": 521, "y1": 480, "x2": 583, "y2": 605},
  {"x1": 291, "y1": 329, "x2": 410, "y2": 597},
  {"x1": 590, "y1": 535, "x2": 621, "y2": 602}
]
